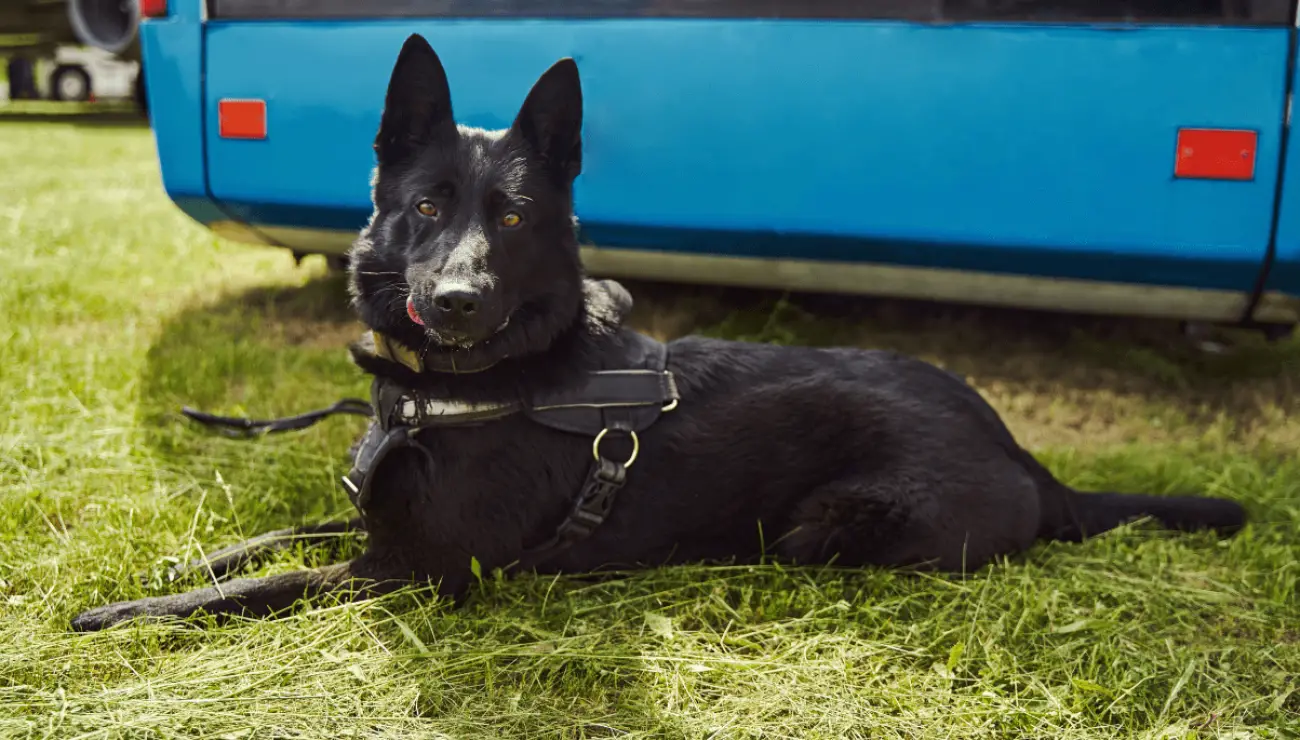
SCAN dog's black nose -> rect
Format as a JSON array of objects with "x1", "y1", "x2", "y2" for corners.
[{"x1": 432, "y1": 286, "x2": 482, "y2": 318}]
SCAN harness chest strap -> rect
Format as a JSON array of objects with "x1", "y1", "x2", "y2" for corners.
[{"x1": 341, "y1": 333, "x2": 680, "y2": 568}]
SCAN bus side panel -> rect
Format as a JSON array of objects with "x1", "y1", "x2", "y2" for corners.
[
  {"x1": 203, "y1": 20, "x2": 1289, "y2": 291},
  {"x1": 138, "y1": 0, "x2": 226, "y2": 225}
]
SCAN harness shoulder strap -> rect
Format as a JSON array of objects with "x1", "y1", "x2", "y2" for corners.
[{"x1": 525, "y1": 333, "x2": 679, "y2": 436}]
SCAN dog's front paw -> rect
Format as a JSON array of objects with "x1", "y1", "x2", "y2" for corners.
[{"x1": 70, "y1": 597, "x2": 176, "y2": 632}]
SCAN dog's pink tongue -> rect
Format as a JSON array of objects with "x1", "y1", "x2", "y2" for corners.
[{"x1": 407, "y1": 297, "x2": 425, "y2": 326}]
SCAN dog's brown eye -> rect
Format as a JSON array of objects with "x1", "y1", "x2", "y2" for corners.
[
  {"x1": 415, "y1": 200, "x2": 439, "y2": 218},
  {"x1": 500, "y1": 212, "x2": 522, "y2": 228}
]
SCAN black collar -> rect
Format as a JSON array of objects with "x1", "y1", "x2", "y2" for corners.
[
  {"x1": 366, "y1": 330, "x2": 678, "y2": 435},
  {"x1": 369, "y1": 330, "x2": 504, "y2": 375}
]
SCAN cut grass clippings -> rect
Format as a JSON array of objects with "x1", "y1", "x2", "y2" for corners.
[{"x1": 0, "y1": 120, "x2": 1297, "y2": 739}]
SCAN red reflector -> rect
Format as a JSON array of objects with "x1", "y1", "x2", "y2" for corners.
[
  {"x1": 218, "y1": 99, "x2": 267, "y2": 140},
  {"x1": 1174, "y1": 128, "x2": 1257, "y2": 181},
  {"x1": 140, "y1": 0, "x2": 167, "y2": 18}
]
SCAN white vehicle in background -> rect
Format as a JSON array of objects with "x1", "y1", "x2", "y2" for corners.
[
  {"x1": 23, "y1": 45, "x2": 139, "y2": 102},
  {"x1": 1, "y1": 0, "x2": 146, "y2": 111}
]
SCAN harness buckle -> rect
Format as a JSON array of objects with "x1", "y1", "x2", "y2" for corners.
[{"x1": 557, "y1": 457, "x2": 628, "y2": 538}]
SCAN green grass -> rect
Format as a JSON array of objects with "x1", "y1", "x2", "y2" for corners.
[{"x1": 1, "y1": 120, "x2": 1298, "y2": 739}]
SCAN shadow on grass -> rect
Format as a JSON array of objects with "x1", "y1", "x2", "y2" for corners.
[
  {"x1": 135, "y1": 268, "x2": 361, "y2": 422},
  {"x1": 0, "y1": 84, "x2": 145, "y2": 117},
  {"x1": 0, "y1": 113, "x2": 147, "y2": 128},
  {"x1": 132, "y1": 270, "x2": 370, "y2": 527},
  {"x1": 135, "y1": 269, "x2": 1300, "y2": 463},
  {"x1": 622, "y1": 278, "x2": 1300, "y2": 425}
]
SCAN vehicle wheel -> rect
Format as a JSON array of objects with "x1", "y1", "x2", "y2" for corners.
[
  {"x1": 49, "y1": 64, "x2": 93, "y2": 102},
  {"x1": 6, "y1": 56, "x2": 39, "y2": 100}
]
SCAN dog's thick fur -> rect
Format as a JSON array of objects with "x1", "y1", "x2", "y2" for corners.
[{"x1": 71, "y1": 35, "x2": 1246, "y2": 632}]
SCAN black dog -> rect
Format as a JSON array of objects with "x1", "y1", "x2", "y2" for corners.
[{"x1": 71, "y1": 35, "x2": 1245, "y2": 632}]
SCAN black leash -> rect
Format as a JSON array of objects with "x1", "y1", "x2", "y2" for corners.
[
  {"x1": 178, "y1": 391, "x2": 650, "y2": 572},
  {"x1": 180, "y1": 398, "x2": 373, "y2": 437}
]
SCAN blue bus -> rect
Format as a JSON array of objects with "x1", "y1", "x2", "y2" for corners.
[{"x1": 139, "y1": 1, "x2": 1300, "y2": 331}]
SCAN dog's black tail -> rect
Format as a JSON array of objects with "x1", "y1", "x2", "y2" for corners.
[{"x1": 1039, "y1": 488, "x2": 1246, "y2": 543}]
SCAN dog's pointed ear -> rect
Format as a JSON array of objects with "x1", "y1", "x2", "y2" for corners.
[
  {"x1": 510, "y1": 57, "x2": 583, "y2": 182},
  {"x1": 375, "y1": 34, "x2": 455, "y2": 166}
]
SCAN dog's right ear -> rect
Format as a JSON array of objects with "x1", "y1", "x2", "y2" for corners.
[{"x1": 374, "y1": 34, "x2": 455, "y2": 166}]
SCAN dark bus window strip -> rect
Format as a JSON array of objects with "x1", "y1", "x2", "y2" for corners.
[{"x1": 209, "y1": 0, "x2": 1295, "y2": 26}]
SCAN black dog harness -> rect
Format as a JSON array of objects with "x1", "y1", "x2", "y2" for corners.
[{"x1": 183, "y1": 332, "x2": 680, "y2": 569}]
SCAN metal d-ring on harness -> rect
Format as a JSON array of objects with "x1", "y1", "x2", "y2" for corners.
[{"x1": 182, "y1": 333, "x2": 681, "y2": 570}]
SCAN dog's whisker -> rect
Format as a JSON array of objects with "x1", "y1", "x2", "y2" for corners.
[{"x1": 381, "y1": 288, "x2": 410, "y2": 314}]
